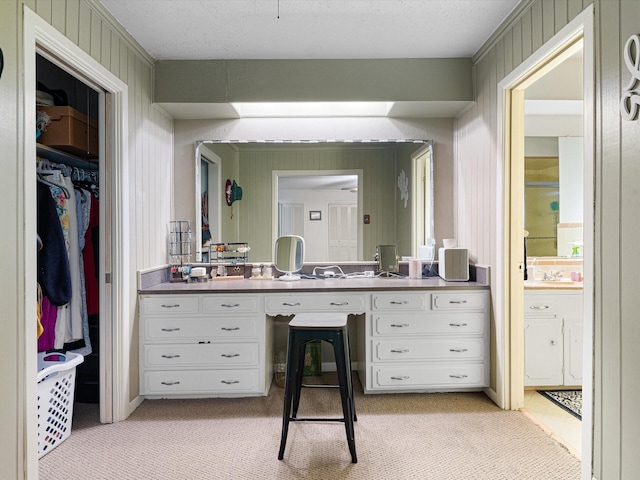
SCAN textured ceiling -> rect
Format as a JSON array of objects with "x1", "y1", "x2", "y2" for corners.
[{"x1": 99, "y1": 0, "x2": 521, "y2": 60}]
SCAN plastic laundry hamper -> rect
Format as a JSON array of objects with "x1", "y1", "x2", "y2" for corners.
[{"x1": 37, "y1": 351, "x2": 84, "y2": 458}]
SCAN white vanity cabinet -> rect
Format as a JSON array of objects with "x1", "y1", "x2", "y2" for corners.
[
  {"x1": 524, "y1": 290, "x2": 583, "y2": 387},
  {"x1": 363, "y1": 289, "x2": 490, "y2": 393},
  {"x1": 139, "y1": 294, "x2": 270, "y2": 398}
]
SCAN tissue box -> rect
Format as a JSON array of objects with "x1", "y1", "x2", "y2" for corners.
[{"x1": 37, "y1": 106, "x2": 98, "y2": 159}]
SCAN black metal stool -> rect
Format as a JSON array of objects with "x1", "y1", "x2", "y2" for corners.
[{"x1": 277, "y1": 312, "x2": 357, "y2": 463}]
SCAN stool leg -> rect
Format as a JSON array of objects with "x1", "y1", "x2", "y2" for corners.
[
  {"x1": 344, "y1": 329, "x2": 357, "y2": 422},
  {"x1": 291, "y1": 337, "x2": 307, "y2": 419},
  {"x1": 334, "y1": 330, "x2": 357, "y2": 463},
  {"x1": 278, "y1": 332, "x2": 297, "y2": 460}
]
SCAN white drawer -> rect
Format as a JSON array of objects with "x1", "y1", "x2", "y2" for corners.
[
  {"x1": 372, "y1": 364, "x2": 486, "y2": 389},
  {"x1": 372, "y1": 313, "x2": 486, "y2": 336},
  {"x1": 371, "y1": 293, "x2": 427, "y2": 311},
  {"x1": 202, "y1": 295, "x2": 260, "y2": 314},
  {"x1": 143, "y1": 343, "x2": 259, "y2": 368},
  {"x1": 142, "y1": 369, "x2": 260, "y2": 395},
  {"x1": 265, "y1": 294, "x2": 366, "y2": 314},
  {"x1": 143, "y1": 316, "x2": 259, "y2": 341},
  {"x1": 524, "y1": 294, "x2": 560, "y2": 315},
  {"x1": 373, "y1": 338, "x2": 485, "y2": 362},
  {"x1": 140, "y1": 295, "x2": 199, "y2": 314},
  {"x1": 431, "y1": 291, "x2": 487, "y2": 311}
]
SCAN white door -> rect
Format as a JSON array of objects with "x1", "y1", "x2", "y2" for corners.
[
  {"x1": 278, "y1": 203, "x2": 304, "y2": 236},
  {"x1": 328, "y1": 204, "x2": 357, "y2": 260}
]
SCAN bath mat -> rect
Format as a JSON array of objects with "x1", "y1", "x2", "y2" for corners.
[{"x1": 537, "y1": 390, "x2": 582, "y2": 420}]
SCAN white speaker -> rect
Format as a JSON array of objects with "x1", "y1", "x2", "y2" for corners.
[{"x1": 438, "y1": 247, "x2": 469, "y2": 281}]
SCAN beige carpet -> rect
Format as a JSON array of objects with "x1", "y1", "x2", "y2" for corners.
[{"x1": 39, "y1": 375, "x2": 580, "y2": 480}]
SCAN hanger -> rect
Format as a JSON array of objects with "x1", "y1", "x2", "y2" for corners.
[{"x1": 37, "y1": 174, "x2": 71, "y2": 198}]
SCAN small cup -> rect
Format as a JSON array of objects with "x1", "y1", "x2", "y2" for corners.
[{"x1": 443, "y1": 238, "x2": 457, "y2": 249}]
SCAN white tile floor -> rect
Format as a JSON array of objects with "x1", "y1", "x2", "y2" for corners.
[{"x1": 522, "y1": 390, "x2": 582, "y2": 458}]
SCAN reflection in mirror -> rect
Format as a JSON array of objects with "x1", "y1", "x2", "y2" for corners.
[
  {"x1": 524, "y1": 137, "x2": 583, "y2": 258},
  {"x1": 195, "y1": 140, "x2": 434, "y2": 262},
  {"x1": 275, "y1": 171, "x2": 361, "y2": 262},
  {"x1": 195, "y1": 145, "x2": 222, "y2": 262},
  {"x1": 274, "y1": 235, "x2": 305, "y2": 281},
  {"x1": 376, "y1": 244, "x2": 399, "y2": 275}
]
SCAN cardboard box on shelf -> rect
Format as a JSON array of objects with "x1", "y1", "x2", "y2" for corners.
[{"x1": 37, "y1": 106, "x2": 98, "y2": 159}]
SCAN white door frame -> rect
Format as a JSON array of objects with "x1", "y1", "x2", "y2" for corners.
[
  {"x1": 496, "y1": 5, "x2": 593, "y2": 479},
  {"x1": 23, "y1": 5, "x2": 130, "y2": 469}
]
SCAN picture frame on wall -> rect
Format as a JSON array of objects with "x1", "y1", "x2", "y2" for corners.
[{"x1": 309, "y1": 210, "x2": 321, "y2": 221}]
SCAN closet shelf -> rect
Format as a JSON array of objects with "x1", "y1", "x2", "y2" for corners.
[{"x1": 37, "y1": 144, "x2": 98, "y2": 171}]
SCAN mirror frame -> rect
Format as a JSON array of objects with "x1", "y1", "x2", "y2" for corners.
[{"x1": 195, "y1": 139, "x2": 434, "y2": 262}]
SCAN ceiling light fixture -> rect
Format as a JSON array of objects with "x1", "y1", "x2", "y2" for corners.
[{"x1": 231, "y1": 101, "x2": 394, "y2": 118}]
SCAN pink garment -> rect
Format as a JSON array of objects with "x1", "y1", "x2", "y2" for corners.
[{"x1": 38, "y1": 296, "x2": 58, "y2": 352}]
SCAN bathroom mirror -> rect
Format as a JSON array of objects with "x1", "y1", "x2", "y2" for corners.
[
  {"x1": 274, "y1": 235, "x2": 305, "y2": 281},
  {"x1": 194, "y1": 140, "x2": 434, "y2": 262}
]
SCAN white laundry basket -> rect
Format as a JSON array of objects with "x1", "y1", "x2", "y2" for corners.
[{"x1": 37, "y1": 351, "x2": 84, "y2": 458}]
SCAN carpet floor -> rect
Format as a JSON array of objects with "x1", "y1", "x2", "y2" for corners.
[
  {"x1": 537, "y1": 390, "x2": 582, "y2": 420},
  {"x1": 39, "y1": 376, "x2": 581, "y2": 480}
]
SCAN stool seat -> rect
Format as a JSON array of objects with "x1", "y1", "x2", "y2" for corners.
[
  {"x1": 278, "y1": 313, "x2": 357, "y2": 463},
  {"x1": 288, "y1": 312, "x2": 347, "y2": 329}
]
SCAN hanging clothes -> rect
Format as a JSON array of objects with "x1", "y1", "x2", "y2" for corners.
[
  {"x1": 66, "y1": 187, "x2": 93, "y2": 356},
  {"x1": 37, "y1": 181, "x2": 71, "y2": 306}
]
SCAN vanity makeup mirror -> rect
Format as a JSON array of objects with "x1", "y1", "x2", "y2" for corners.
[
  {"x1": 194, "y1": 140, "x2": 434, "y2": 262},
  {"x1": 274, "y1": 235, "x2": 305, "y2": 281}
]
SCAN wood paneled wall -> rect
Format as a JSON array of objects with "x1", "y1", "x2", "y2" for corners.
[
  {"x1": 24, "y1": 0, "x2": 174, "y2": 274},
  {"x1": 457, "y1": 0, "x2": 640, "y2": 478}
]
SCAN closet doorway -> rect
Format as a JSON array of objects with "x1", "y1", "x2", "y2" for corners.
[
  {"x1": 26, "y1": 8, "x2": 132, "y2": 428},
  {"x1": 36, "y1": 50, "x2": 113, "y2": 423}
]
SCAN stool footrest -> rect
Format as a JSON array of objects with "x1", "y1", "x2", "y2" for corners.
[
  {"x1": 301, "y1": 384, "x2": 339, "y2": 389},
  {"x1": 290, "y1": 417, "x2": 346, "y2": 423}
]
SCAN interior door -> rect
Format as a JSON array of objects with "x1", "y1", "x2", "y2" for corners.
[{"x1": 328, "y1": 204, "x2": 357, "y2": 260}]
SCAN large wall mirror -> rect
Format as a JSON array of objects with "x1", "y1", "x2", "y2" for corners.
[{"x1": 195, "y1": 139, "x2": 434, "y2": 263}]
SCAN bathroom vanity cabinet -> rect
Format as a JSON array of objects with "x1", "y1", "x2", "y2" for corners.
[
  {"x1": 524, "y1": 290, "x2": 583, "y2": 387},
  {"x1": 139, "y1": 280, "x2": 490, "y2": 398}
]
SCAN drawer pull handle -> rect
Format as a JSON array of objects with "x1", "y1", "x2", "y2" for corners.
[
  {"x1": 161, "y1": 354, "x2": 181, "y2": 359},
  {"x1": 330, "y1": 302, "x2": 349, "y2": 306},
  {"x1": 448, "y1": 300, "x2": 468, "y2": 304},
  {"x1": 221, "y1": 380, "x2": 240, "y2": 385},
  {"x1": 550, "y1": 340, "x2": 558, "y2": 346},
  {"x1": 161, "y1": 304, "x2": 180, "y2": 308},
  {"x1": 282, "y1": 302, "x2": 301, "y2": 306},
  {"x1": 221, "y1": 327, "x2": 240, "y2": 331},
  {"x1": 221, "y1": 353, "x2": 240, "y2": 358},
  {"x1": 449, "y1": 374, "x2": 468, "y2": 379},
  {"x1": 390, "y1": 349, "x2": 410, "y2": 353},
  {"x1": 390, "y1": 300, "x2": 409, "y2": 305},
  {"x1": 449, "y1": 348, "x2": 469, "y2": 353},
  {"x1": 390, "y1": 376, "x2": 410, "y2": 380},
  {"x1": 390, "y1": 323, "x2": 410, "y2": 328},
  {"x1": 449, "y1": 323, "x2": 468, "y2": 327},
  {"x1": 160, "y1": 381, "x2": 180, "y2": 386},
  {"x1": 221, "y1": 303, "x2": 241, "y2": 308},
  {"x1": 530, "y1": 305, "x2": 550, "y2": 310},
  {"x1": 161, "y1": 327, "x2": 181, "y2": 332}
]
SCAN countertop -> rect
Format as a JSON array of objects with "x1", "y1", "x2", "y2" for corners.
[
  {"x1": 524, "y1": 280, "x2": 583, "y2": 290},
  {"x1": 139, "y1": 276, "x2": 489, "y2": 294}
]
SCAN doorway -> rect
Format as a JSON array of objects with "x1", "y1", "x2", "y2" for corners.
[
  {"x1": 499, "y1": 5, "x2": 594, "y2": 478},
  {"x1": 25, "y1": 8, "x2": 130, "y2": 438},
  {"x1": 273, "y1": 170, "x2": 362, "y2": 262}
]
